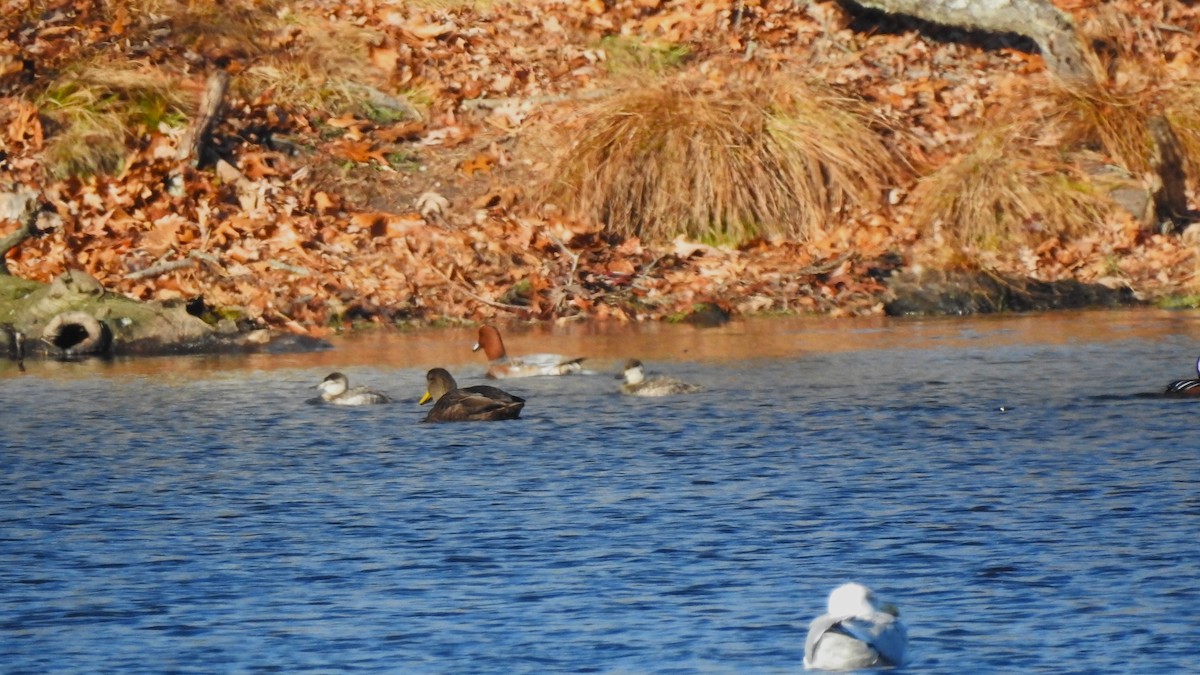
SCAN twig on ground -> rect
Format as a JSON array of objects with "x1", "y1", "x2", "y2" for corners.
[
  {"x1": 268, "y1": 260, "x2": 312, "y2": 277},
  {"x1": 126, "y1": 250, "x2": 222, "y2": 280},
  {"x1": 429, "y1": 264, "x2": 530, "y2": 314}
]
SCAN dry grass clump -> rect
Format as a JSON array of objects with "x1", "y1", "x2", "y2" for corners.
[
  {"x1": 237, "y1": 14, "x2": 414, "y2": 122},
  {"x1": 915, "y1": 40, "x2": 1200, "y2": 258},
  {"x1": 911, "y1": 130, "x2": 1114, "y2": 251},
  {"x1": 598, "y1": 35, "x2": 691, "y2": 76},
  {"x1": 31, "y1": 0, "x2": 415, "y2": 178},
  {"x1": 74, "y1": 0, "x2": 282, "y2": 62},
  {"x1": 544, "y1": 76, "x2": 904, "y2": 244},
  {"x1": 1164, "y1": 80, "x2": 1200, "y2": 183},
  {"x1": 37, "y1": 61, "x2": 189, "y2": 178},
  {"x1": 1044, "y1": 80, "x2": 1157, "y2": 174},
  {"x1": 1044, "y1": 6, "x2": 1197, "y2": 179}
]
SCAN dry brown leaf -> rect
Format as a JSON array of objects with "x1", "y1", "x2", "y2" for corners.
[
  {"x1": 370, "y1": 45, "x2": 400, "y2": 73},
  {"x1": 459, "y1": 153, "x2": 495, "y2": 176},
  {"x1": 313, "y1": 192, "x2": 337, "y2": 214},
  {"x1": 417, "y1": 191, "x2": 450, "y2": 219},
  {"x1": 330, "y1": 140, "x2": 391, "y2": 165}
]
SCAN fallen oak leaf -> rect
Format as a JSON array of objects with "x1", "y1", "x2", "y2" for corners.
[
  {"x1": 402, "y1": 20, "x2": 456, "y2": 41},
  {"x1": 471, "y1": 187, "x2": 520, "y2": 211},
  {"x1": 239, "y1": 151, "x2": 284, "y2": 179},
  {"x1": 329, "y1": 140, "x2": 392, "y2": 166},
  {"x1": 374, "y1": 121, "x2": 426, "y2": 143},
  {"x1": 417, "y1": 191, "x2": 450, "y2": 220},
  {"x1": 458, "y1": 153, "x2": 495, "y2": 176},
  {"x1": 369, "y1": 45, "x2": 400, "y2": 73},
  {"x1": 325, "y1": 114, "x2": 367, "y2": 130},
  {"x1": 312, "y1": 191, "x2": 338, "y2": 214}
]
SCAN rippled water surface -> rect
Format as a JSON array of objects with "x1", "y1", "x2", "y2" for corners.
[{"x1": 3, "y1": 311, "x2": 1200, "y2": 673}]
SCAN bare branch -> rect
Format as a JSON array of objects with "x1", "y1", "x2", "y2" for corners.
[
  {"x1": 429, "y1": 264, "x2": 530, "y2": 314},
  {"x1": 177, "y1": 69, "x2": 230, "y2": 168}
]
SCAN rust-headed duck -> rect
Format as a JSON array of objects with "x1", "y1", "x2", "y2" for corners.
[{"x1": 473, "y1": 325, "x2": 584, "y2": 379}]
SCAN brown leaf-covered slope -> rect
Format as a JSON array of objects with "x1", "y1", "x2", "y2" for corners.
[{"x1": 1, "y1": 0, "x2": 1198, "y2": 336}]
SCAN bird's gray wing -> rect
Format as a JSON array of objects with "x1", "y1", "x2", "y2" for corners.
[
  {"x1": 804, "y1": 614, "x2": 842, "y2": 664},
  {"x1": 841, "y1": 614, "x2": 907, "y2": 666}
]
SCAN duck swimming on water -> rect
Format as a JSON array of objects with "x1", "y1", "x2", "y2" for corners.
[
  {"x1": 618, "y1": 359, "x2": 703, "y2": 397},
  {"x1": 315, "y1": 372, "x2": 392, "y2": 405},
  {"x1": 473, "y1": 325, "x2": 585, "y2": 379},
  {"x1": 419, "y1": 367, "x2": 525, "y2": 422}
]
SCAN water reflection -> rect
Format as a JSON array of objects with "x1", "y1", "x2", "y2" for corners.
[{"x1": 4, "y1": 308, "x2": 1200, "y2": 381}]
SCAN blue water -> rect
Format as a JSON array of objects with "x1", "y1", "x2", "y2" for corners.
[{"x1": 2, "y1": 313, "x2": 1200, "y2": 673}]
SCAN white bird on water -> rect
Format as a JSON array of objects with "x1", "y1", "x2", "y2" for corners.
[
  {"x1": 804, "y1": 582, "x2": 907, "y2": 671},
  {"x1": 315, "y1": 372, "x2": 392, "y2": 406}
]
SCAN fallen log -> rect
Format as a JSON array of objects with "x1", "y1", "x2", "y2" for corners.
[{"x1": 885, "y1": 269, "x2": 1139, "y2": 316}]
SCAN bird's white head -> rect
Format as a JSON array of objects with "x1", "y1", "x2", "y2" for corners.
[
  {"x1": 622, "y1": 359, "x2": 646, "y2": 385},
  {"x1": 317, "y1": 372, "x2": 349, "y2": 397},
  {"x1": 827, "y1": 582, "x2": 879, "y2": 618}
]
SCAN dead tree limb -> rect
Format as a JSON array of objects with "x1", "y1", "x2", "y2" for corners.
[
  {"x1": 177, "y1": 69, "x2": 230, "y2": 168},
  {"x1": 1148, "y1": 116, "x2": 1192, "y2": 235}
]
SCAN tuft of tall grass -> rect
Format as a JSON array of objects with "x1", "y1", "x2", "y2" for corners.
[
  {"x1": 38, "y1": 62, "x2": 188, "y2": 178},
  {"x1": 1164, "y1": 80, "x2": 1200, "y2": 184},
  {"x1": 1045, "y1": 81, "x2": 1156, "y2": 174},
  {"x1": 544, "y1": 76, "x2": 904, "y2": 244},
  {"x1": 598, "y1": 35, "x2": 691, "y2": 76},
  {"x1": 237, "y1": 14, "x2": 409, "y2": 120},
  {"x1": 911, "y1": 130, "x2": 1113, "y2": 251},
  {"x1": 106, "y1": 0, "x2": 280, "y2": 55}
]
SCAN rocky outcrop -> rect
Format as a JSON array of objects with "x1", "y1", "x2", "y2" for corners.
[
  {"x1": 1, "y1": 269, "x2": 329, "y2": 360},
  {"x1": 884, "y1": 269, "x2": 1140, "y2": 316}
]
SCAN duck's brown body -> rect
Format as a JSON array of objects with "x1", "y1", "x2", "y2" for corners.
[{"x1": 420, "y1": 368, "x2": 525, "y2": 422}]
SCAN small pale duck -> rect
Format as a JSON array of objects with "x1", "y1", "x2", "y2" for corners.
[
  {"x1": 1164, "y1": 354, "x2": 1200, "y2": 396},
  {"x1": 473, "y1": 325, "x2": 585, "y2": 379},
  {"x1": 804, "y1": 582, "x2": 907, "y2": 671},
  {"x1": 315, "y1": 372, "x2": 392, "y2": 405},
  {"x1": 618, "y1": 359, "x2": 703, "y2": 397},
  {"x1": 419, "y1": 368, "x2": 525, "y2": 422}
]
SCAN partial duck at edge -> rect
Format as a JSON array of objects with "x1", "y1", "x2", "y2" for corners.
[{"x1": 1165, "y1": 354, "x2": 1200, "y2": 396}]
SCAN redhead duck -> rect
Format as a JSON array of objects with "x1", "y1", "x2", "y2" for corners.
[
  {"x1": 316, "y1": 372, "x2": 392, "y2": 405},
  {"x1": 804, "y1": 582, "x2": 907, "y2": 671},
  {"x1": 419, "y1": 368, "x2": 525, "y2": 422},
  {"x1": 619, "y1": 359, "x2": 703, "y2": 397},
  {"x1": 1165, "y1": 355, "x2": 1200, "y2": 396},
  {"x1": 473, "y1": 325, "x2": 585, "y2": 379}
]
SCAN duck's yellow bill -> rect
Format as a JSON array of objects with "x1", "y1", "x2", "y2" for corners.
[{"x1": 418, "y1": 391, "x2": 432, "y2": 405}]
